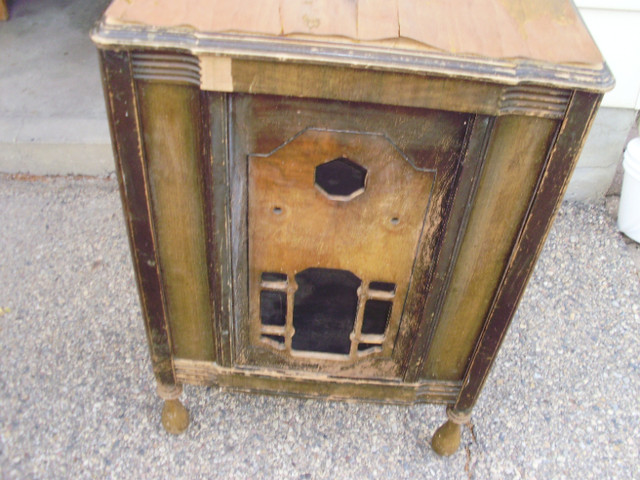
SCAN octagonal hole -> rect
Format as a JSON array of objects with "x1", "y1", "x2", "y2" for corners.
[{"x1": 315, "y1": 157, "x2": 367, "y2": 200}]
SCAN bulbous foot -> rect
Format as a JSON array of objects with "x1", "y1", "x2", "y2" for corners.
[
  {"x1": 157, "y1": 382, "x2": 189, "y2": 435},
  {"x1": 431, "y1": 420, "x2": 461, "y2": 456},
  {"x1": 430, "y1": 406, "x2": 471, "y2": 456},
  {"x1": 161, "y1": 399, "x2": 190, "y2": 434}
]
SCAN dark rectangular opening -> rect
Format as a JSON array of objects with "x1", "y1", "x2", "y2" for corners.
[
  {"x1": 260, "y1": 290, "x2": 287, "y2": 326},
  {"x1": 361, "y1": 299, "x2": 392, "y2": 335},
  {"x1": 292, "y1": 268, "x2": 361, "y2": 355},
  {"x1": 261, "y1": 272, "x2": 288, "y2": 283},
  {"x1": 369, "y1": 281, "x2": 396, "y2": 294}
]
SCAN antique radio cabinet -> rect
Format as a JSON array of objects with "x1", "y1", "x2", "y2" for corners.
[{"x1": 93, "y1": 0, "x2": 612, "y2": 455}]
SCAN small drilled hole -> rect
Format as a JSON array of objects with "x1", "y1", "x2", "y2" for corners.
[
  {"x1": 273, "y1": 207, "x2": 282, "y2": 215},
  {"x1": 390, "y1": 217, "x2": 399, "y2": 225}
]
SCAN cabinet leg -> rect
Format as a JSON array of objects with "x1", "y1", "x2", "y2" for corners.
[
  {"x1": 157, "y1": 383, "x2": 189, "y2": 434},
  {"x1": 431, "y1": 406, "x2": 471, "y2": 456}
]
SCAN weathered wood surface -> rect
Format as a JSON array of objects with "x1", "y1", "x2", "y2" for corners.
[
  {"x1": 98, "y1": 50, "x2": 175, "y2": 385},
  {"x1": 96, "y1": 0, "x2": 611, "y2": 453},
  {"x1": 423, "y1": 115, "x2": 559, "y2": 381},
  {"x1": 403, "y1": 115, "x2": 494, "y2": 382},
  {"x1": 455, "y1": 91, "x2": 602, "y2": 411},
  {"x1": 209, "y1": 59, "x2": 506, "y2": 116},
  {"x1": 248, "y1": 129, "x2": 433, "y2": 365},
  {"x1": 104, "y1": 0, "x2": 603, "y2": 67},
  {"x1": 230, "y1": 94, "x2": 478, "y2": 379},
  {"x1": 100, "y1": 45, "x2": 606, "y2": 402},
  {"x1": 174, "y1": 358, "x2": 462, "y2": 404},
  {"x1": 136, "y1": 81, "x2": 215, "y2": 361}
]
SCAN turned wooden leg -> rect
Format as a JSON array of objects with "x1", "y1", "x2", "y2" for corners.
[
  {"x1": 0, "y1": 0, "x2": 8, "y2": 21},
  {"x1": 157, "y1": 383, "x2": 189, "y2": 434},
  {"x1": 431, "y1": 406, "x2": 471, "y2": 456}
]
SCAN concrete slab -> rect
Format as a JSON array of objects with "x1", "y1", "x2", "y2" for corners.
[{"x1": 0, "y1": 0, "x2": 112, "y2": 175}]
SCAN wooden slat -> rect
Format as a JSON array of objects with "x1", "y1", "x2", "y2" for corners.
[
  {"x1": 203, "y1": 92, "x2": 234, "y2": 366},
  {"x1": 402, "y1": 115, "x2": 495, "y2": 382},
  {"x1": 226, "y1": 60, "x2": 504, "y2": 116},
  {"x1": 173, "y1": 358, "x2": 461, "y2": 404}
]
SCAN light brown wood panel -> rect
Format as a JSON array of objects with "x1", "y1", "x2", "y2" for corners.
[
  {"x1": 248, "y1": 129, "x2": 434, "y2": 360},
  {"x1": 422, "y1": 115, "x2": 558, "y2": 381},
  {"x1": 104, "y1": 0, "x2": 602, "y2": 66},
  {"x1": 137, "y1": 81, "x2": 215, "y2": 361}
]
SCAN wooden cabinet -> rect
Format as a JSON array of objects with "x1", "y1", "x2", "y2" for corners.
[{"x1": 93, "y1": 0, "x2": 612, "y2": 455}]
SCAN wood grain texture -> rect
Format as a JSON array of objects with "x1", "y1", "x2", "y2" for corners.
[
  {"x1": 230, "y1": 94, "x2": 479, "y2": 379},
  {"x1": 455, "y1": 91, "x2": 602, "y2": 411},
  {"x1": 137, "y1": 81, "x2": 215, "y2": 361},
  {"x1": 103, "y1": 0, "x2": 603, "y2": 66},
  {"x1": 232, "y1": 60, "x2": 502, "y2": 115},
  {"x1": 422, "y1": 115, "x2": 559, "y2": 381},
  {"x1": 99, "y1": 50, "x2": 175, "y2": 385},
  {"x1": 173, "y1": 358, "x2": 461, "y2": 404},
  {"x1": 226, "y1": 60, "x2": 504, "y2": 116},
  {"x1": 203, "y1": 93, "x2": 234, "y2": 366},
  {"x1": 248, "y1": 129, "x2": 433, "y2": 362}
]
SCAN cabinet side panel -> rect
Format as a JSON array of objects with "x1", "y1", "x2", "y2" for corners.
[
  {"x1": 98, "y1": 50, "x2": 175, "y2": 384},
  {"x1": 136, "y1": 81, "x2": 215, "y2": 361},
  {"x1": 455, "y1": 91, "x2": 602, "y2": 410},
  {"x1": 423, "y1": 115, "x2": 558, "y2": 380}
]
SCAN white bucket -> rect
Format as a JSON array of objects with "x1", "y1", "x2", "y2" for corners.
[{"x1": 618, "y1": 137, "x2": 640, "y2": 243}]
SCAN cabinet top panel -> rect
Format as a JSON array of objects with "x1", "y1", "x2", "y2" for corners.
[
  {"x1": 93, "y1": 0, "x2": 613, "y2": 91},
  {"x1": 102, "y1": 0, "x2": 603, "y2": 67}
]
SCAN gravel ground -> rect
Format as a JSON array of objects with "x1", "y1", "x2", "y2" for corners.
[{"x1": 0, "y1": 175, "x2": 638, "y2": 479}]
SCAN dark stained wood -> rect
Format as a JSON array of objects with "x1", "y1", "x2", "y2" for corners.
[
  {"x1": 403, "y1": 115, "x2": 495, "y2": 382},
  {"x1": 455, "y1": 91, "x2": 602, "y2": 411},
  {"x1": 203, "y1": 92, "x2": 234, "y2": 366},
  {"x1": 98, "y1": 49, "x2": 174, "y2": 385}
]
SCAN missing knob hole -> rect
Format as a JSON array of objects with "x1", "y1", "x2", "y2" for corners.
[
  {"x1": 390, "y1": 217, "x2": 400, "y2": 225},
  {"x1": 273, "y1": 207, "x2": 283, "y2": 215}
]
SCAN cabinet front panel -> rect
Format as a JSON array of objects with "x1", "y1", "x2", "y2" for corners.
[{"x1": 229, "y1": 94, "x2": 475, "y2": 379}]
